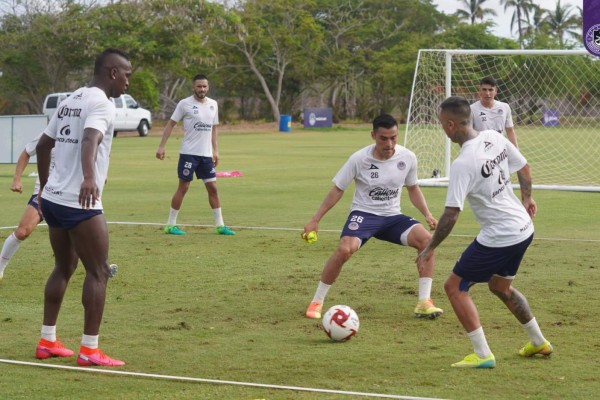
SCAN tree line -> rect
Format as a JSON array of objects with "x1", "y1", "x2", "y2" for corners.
[{"x1": 0, "y1": 0, "x2": 582, "y2": 123}]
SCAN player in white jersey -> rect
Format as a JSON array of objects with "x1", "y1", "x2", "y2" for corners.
[
  {"x1": 34, "y1": 48, "x2": 131, "y2": 367},
  {"x1": 156, "y1": 74, "x2": 235, "y2": 236},
  {"x1": 0, "y1": 134, "x2": 53, "y2": 281},
  {"x1": 304, "y1": 114, "x2": 443, "y2": 321},
  {"x1": 417, "y1": 96, "x2": 552, "y2": 369},
  {"x1": 0, "y1": 134, "x2": 117, "y2": 282},
  {"x1": 470, "y1": 76, "x2": 519, "y2": 148}
]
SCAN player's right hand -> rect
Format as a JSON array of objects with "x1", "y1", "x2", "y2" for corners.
[
  {"x1": 156, "y1": 147, "x2": 165, "y2": 160},
  {"x1": 10, "y1": 182, "x2": 23, "y2": 193}
]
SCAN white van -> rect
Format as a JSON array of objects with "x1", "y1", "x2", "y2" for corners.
[{"x1": 42, "y1": 92, "x2": 152, "y2": 137}]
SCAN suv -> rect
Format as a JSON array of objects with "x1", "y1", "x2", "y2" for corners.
[{"x1": 42, "y1": 92, "x2": 152, "y2": 137}]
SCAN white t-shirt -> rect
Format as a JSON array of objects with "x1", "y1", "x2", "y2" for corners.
[
  {"x1": 24, "y1": 133, "x2": 55, "y2": 196},
  {"x1": 170, "y1": 96, "x2": 219, "y2": 157},
  {"x1": 471, "y1": 100, "x2": 514, "y2": 134},
  {"x1": 41, "y1": 86, "x2": 115, "y2": 210},
  {"x1": 445, "y1": 130, "x2": 534, "y2": 247},
  {"x1": 333, "y1": 144, "x2": 419, "y2": 217}
]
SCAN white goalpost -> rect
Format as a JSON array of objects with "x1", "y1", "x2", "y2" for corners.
[{"x1": 405, "y1": 49, "x2": 600, "y2": 192}]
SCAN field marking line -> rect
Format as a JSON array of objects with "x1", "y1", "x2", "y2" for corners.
[
  {"x1": 0, "y1": 359, "x2": 446, "y2": 400},
  {"x1": 1, "y1": 221, "x2": 599, "y2": 242}
]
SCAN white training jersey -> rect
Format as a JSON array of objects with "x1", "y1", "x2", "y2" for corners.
[
  {"x1": 24, "y1": 133, "x2": 55, "y2": 196},
  {"x1": 170, "y1": 96, "x2": 219, "y2": 157},
  {"x1": 471, "y1": 100, "x2": 514, "y2": 134},
  {"x1": 333, "y1": 144, "x2": 419, "y2": 217},
  {"x1": 41, "y1": 86, "x2": 115, "y2": 210},
  {"x1": 445, "y1": 130, "x2": 534, "y2": 247}
]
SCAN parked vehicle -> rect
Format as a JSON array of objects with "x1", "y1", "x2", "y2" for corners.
[{"x1": 42, "y1": 92, "x2": 152, "y2": 137}]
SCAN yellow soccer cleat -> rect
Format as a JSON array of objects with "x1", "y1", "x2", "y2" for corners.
[
  {"x1": 519, "y1": 340, "x2": 553, "y2": 357},
  {"x1": 414, "y1": 299, "x2": 444, "y2": 319},
  {"x1": 451, "y1": 353, "x2": 496, "y2": 368}
]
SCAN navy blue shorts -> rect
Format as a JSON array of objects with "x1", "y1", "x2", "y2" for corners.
[
  {"x1": 453, "y1": 234, "x2": 534, "y2": 292},
  {"x1": 341, "y1": 211, "x2": 420, "y2": 247},
  {"x1": 41, "y1": 199, "x2": 102, "y2": 230},
  {"x1": 27, "y1": 194, "x2": 44, "y2": 222},
  {"x1": 178, "y1": 154, "x2": 216, "y2": 182}
]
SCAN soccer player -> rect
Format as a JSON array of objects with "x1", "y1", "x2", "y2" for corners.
[
  {"x1": 0, "y1": 135, "x2": 50, "y2": 282},
  {"x1": 417, "y1": 96, "x2": 552, "y2": 369},
  {"x1": 304, "y1": 114, "x2": 443, "y2": 320},
  {"x1": 470, "y1": 76, "x2": 519, "y2": 148},
  {"x1": 0, "y1": 135, "x2": 118, "y2": 282},
  {"x1": 35, "y1": 48, "x2": 131, "y2": 367},
  {"x1": 156, "y1": 74, "x2": 235, "y2": 236}
]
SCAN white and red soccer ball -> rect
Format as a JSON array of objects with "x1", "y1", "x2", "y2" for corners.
[{"x1": 322, "y1": 305, "x2": 359, "y2": 341}]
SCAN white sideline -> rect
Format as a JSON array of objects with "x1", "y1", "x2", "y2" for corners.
[
  {"x1": 0, "y1": 359, "x2": 446, "y2": 400},
  {"x1": 0, "y1": 221, "x2": 598, "y2": 243}
]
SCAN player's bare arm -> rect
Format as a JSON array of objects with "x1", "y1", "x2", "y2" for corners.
[
  {"x1": 11, "y1": 150, "x2": 31, "y2": 193},
  {"x1": 79, "y1": 128, "x2": 103, "y2": 209},
  {"x1": 517, "y1": 163, "x2": 536, "y2": 218},
  {"x1": 417, "y1": 206, "x2": 460, "y2": 264},
  {"x1": 156, "y1": 119, "x2": 177, "y2": 160},
  {"x1": 405, "y1": 184, "x2": 437, "y2": 230},
  {"x1": 212, "y1": 125, "x2": 219, "y2": 167},
  {"x1": 303, "y1": 185, "x2": 344, "y2": 235},
  {"x1": 506, "y1": 127, "x2": 518, "y2": 148}
]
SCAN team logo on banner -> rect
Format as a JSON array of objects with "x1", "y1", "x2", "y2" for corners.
[{"x1": 583, "y1": 0, "x2": 600, "y2": 57}]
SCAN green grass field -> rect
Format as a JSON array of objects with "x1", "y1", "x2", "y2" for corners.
[{"x1": 0, "y1": 124, "x2": 599, "y2": 399}]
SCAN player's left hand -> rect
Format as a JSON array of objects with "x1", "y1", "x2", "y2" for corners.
[
  {"x1": 213, "y1": 152, "x2": 219, "y2": 167},
  {"x1": 79, "y1": 179, "x2": 100, "y2": 209},
  {"x1": 523, "y1": 197, "x2": 537, "y2": 218}
]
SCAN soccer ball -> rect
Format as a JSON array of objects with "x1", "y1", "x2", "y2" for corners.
[{"x1": 322, "y1": 305, "x2": 359, "y2": 341}]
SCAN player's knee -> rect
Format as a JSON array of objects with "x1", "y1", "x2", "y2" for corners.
[{"x1": 14, "y1": 226, "x2": 33, "y2": 241}]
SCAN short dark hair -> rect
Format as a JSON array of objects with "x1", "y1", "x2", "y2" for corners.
[
  {"x1": 193, "y1": 74, "x2": 209, "y2": 82},
  {"x1": 372, "y1": 114, "x2": 397, "y2": 131},
  {"x1": 480, "y1": 76, "x2": 497, "y2": 87},
  {"x1": 440, "y1": 96, "x2": 472, "y2": 119},
  {"x1": 93, "y1": 48, "x2": 129, "y2": 75}
]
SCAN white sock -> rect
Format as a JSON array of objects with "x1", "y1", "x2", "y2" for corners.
[
  {"x1": 0, "y1": 233, "x2": 22, "y2": 274},
  {"x1": 418, "y1": 277, "x2": 433, "y2": 301},
  {"x1": 522, "y1": 317, "x2": 546, "y2": 346},
  {"x1": 312, "y1": 281, "x2": 332, "y2": 304},
  {"x1": 212, "y1": 207, "x2": 224, "y2": 227},
  {"x1": 467, "y1": 326, "x2": 493, "y2": 358},
  {"x1": 167, "y1": 208, "x2": 179, "y2": 226},
  {"x1": 41, "y1": 325, "x2": 57, "y2": 342},
  {"x1": 81, "y1": 334, "x2": 99, "y2": 349}
]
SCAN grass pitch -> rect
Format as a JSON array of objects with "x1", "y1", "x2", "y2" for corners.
[{"x1": 0, "y1": 123, "x2": 599, "y2": 399}]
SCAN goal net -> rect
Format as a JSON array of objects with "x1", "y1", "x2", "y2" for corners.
[{"x1": 405, "y1": 49, "x2": 600, "y2": 192}]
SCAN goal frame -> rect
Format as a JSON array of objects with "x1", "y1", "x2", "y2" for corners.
[{"x1": 405, "y1": 49, "x2": 599, "y2": 192}]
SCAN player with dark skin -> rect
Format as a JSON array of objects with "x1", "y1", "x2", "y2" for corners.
[{"x1": 36, "y1": 49, "x2": 132, "y2": 366}]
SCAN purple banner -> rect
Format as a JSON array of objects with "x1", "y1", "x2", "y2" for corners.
[
  {"x1": 584, "y1": 0, "x2": 600, "y2": 57},
  {"x1": 303, "y1": 108, "x2": 333, "y2": 128},
  {"x1": 542, "y1": 110, "x2": 559, "y2": 127}
]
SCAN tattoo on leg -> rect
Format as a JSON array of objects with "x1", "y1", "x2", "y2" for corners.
[{"x1": 502, "y1": 287, "x2": 533, "y2": 324}]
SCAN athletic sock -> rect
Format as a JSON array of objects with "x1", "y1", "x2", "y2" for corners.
[
  {"x1": 467, "y1": 326, "x2": 493, "y2": 358},
  {"x1": 212, "y1": 207, "x2": 224, "y2": 227},
  {"x1": 81, "y1": 334, "x2": 99, "y2": 349},
  {"x1": 41, "y1": 325, "x2": 57, "y2": 342},
  {"x1": 312, "y1": 281, "x2": 331, "y2": 304},
  {"x1": 418, "y1": 277, "x2": 433, "y2": 301},
  {"x1": 522, "y1": 317, "x2": 546, "y2": 347},
  {"x1": 167, "y1": 208, "x2": 179, "y2": 226},
  {"x1": 0, "y1": 233, "x2": 22, "y2": 274}
]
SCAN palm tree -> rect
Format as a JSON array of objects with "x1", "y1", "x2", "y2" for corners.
[
  {"x1": 454, "y1": 0, "x2": 497, "y2": 25},
  {"x1": 521, "y1": 4, "x2": 545, "y2": 38},
  {"x1": 543, "y1": 0, "x2": 580, "y2": 47},
  {"x1": 500, "y1": 0, "x2": 535, "y2": 47}
]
